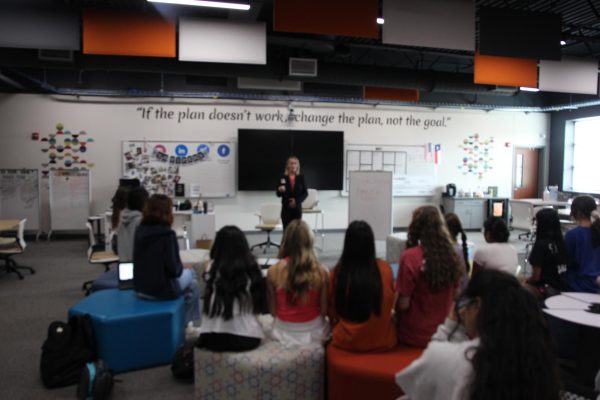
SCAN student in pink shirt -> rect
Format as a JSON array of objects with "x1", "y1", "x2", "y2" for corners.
[
  {"x1": 395, "y1": 206, "x2": 463, "y2": 347},
  {"x1": 267, "y1": 219, "x2": 329, "y2": 347}
]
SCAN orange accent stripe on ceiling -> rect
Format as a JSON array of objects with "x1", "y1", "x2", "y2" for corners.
[
  {"x1": 364, "y1": 87, "x2": 420, "y2": 102},
  {"x1": 474, "y1": 52, "x2": 538, "y2": 87},
  {"x1": 274, "y1": 0, "x2": 378, "y2": 39},
  {"x1": 83, "y1": 9, "x2": 176, "y2": 58}
]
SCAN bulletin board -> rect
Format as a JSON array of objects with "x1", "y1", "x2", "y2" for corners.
[
  {"x1": 122, "y1": 140, "x2": 236, "y2": 198},
  {"x1": 348, "y1": 171, "x2": 393, "y2": 240},
  {"x1": 344, "y1": 144, "x2": 437, "y2": 196}
]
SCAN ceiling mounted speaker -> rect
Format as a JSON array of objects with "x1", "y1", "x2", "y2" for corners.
[{"x1": 289, "y1": 58, "x2": 317, "y2": 77}]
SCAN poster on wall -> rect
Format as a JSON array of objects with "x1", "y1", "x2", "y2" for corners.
[{"x1": 122, "y1": 140, "x2": 235, "y2": 198}]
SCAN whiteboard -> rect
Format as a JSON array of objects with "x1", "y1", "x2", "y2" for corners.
[
  {"x1": 348, "y1": 171, "x2": 393, "y2": 241},
  {"x1": 0, "y1": 169, "x2": 40, "y2": 231},
  {"x1": 345, "y1": 144, "x2": 437, "y2": 196},
  {"x1": 49, "y1": 170, "x2": 91, "y2": 232},
  {"x1": 122, "y1": 140, "x2": 235, "y2": 198}
]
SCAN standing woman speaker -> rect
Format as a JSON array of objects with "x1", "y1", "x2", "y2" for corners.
[{"x1": 276, "y1": 156, "x2": 308, "y2": 229}]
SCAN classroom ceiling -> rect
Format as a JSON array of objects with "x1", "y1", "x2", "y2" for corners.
[{"x1": 1, "y1": 0, "x2": 600, "y2": 111}]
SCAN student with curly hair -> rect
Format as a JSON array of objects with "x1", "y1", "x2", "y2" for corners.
[
  {"x1": 472, "y1": 217, "x2": 518, "y2": 276},
  {"x1": 328, "y1": 220, "x2": 396, "y2": 352},
  {"x1": 564, "y1": 195, "x2": 600, "y2": 292},
  {"x1": 267, "y1": 219, "x2": 329, "y2": 347},
  {"x1": 396, "y1": 269, "x2": 561, "y2": 400},
  {"x1": 395, "y1": 206, "x2": 463, "y2": 347},
  {"x1": 196, "y1": 226, "x2": 266, "y2": 352}
]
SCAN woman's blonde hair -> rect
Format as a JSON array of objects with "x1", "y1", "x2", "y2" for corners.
[
  {"x1": 284, "y1": 156, "x2": 300, "y2": 175},
  {"x1": 278, "y1": 219, "x2": 320, "y2": 304},
  {"x1": 407, "y1": 206, "x2": 462, "y2": 291}
]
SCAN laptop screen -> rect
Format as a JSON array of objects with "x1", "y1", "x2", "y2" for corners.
[{"x1": 118, "y1": 262, "x2": 134, "y2": 282}]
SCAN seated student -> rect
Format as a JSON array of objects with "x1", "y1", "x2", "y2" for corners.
[
  {"x1": 472, "y1": 217, "x2": 518, "y2": 276},
  {"x1": 444, "y1": 213, "x2": 470, "y2": 276},
  {"x1": 110, "y1": 186, "x2": 129, "y2": 253},
  {"x1": 328, "y1": 220, "x2": 396, "y2": 352},
  {"x1": 395, "y1": 206, "x2": 463, "y2": 348},
  {"x1": 117, "y1": 187, "x2": 149, "y2": 262},
  {"x1": 564, "y1": 195, "x2": 600, "y2": 293},
  {"x1": 266, "y1": 219, "x2": 329, "y2": 347},
  {"x1": 196, "y1": 226, "x2": 266, "y2": 352},
  {"x1": 395, "y1": 269, "x2": 561, "y2": 400},
  {"x1": 524, "y1": 208, "x2": 567, "y2": 299},
  {"x1": 133, "y1": 194, "x2": 200, "y2": 324}
]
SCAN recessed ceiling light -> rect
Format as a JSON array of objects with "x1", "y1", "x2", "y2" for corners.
[
  {"x1": 560, "y1": 40, "x2": 566, "y2": 45},
  {"x1": 520, "y1": 86, "x2": 540, "y2": 92},
  {"x1": 147, "y1": 0, "x2": 250, "y2": 11},
  {"x1": 376, "y1": 17, "x2": 385, "y2": 25}
]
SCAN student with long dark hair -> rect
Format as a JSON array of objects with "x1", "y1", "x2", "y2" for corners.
[
  {"x1": 267, "y1": 219, "x2": 329, "y2": 346},
  {"x1": 524, "y1": 208, "x2": 567, "y2": 298},
  {"x1": 134, "y1": 194, "x2": 200, "y2": 324},
  {"x1": 328, "y1": 221, "x2": 396, "y2": 352},
  {"x1": 564, "y1": 195, "x2": 600, "y2": 292},
  {"x1": 395, "y1": 206, "x2": 463, "y2": 347},
  {"x1": 472, "y1": 217, "x2": 518, "y2": 276},
  {"x1": 196, "y1": 226, "x2": 266, "y2": 352},
  {"x1": 396, "y1": 269, "x2": 561, "y2": 400},
  {"x1": 444, "y1": 213, "x2": 470, "y2": 275}
]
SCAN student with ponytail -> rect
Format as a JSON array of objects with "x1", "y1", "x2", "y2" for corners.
[
  {"x1": 564, "y1": 195, "x2": 600, "y2": 293},
  {"x1": 444, "y1": 213, "x2": 470, "y2": 275},
  {"x1": 267, "y1": 219, "x2": 330, "y2": 346}
]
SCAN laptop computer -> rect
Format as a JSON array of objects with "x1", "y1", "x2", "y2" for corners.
[{"x1": 118, "y1": 262, "x2": 134, "y2": 290}]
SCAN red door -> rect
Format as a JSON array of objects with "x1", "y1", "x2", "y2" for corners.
[{"x1": 513, "y1": 147, "x2": 539, "y2": 199}]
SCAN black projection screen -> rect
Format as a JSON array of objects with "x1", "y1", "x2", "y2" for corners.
[{"x1": 238, "y1": 129, "x2": 344, "y2": 190}]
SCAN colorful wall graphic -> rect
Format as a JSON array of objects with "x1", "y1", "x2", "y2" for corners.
[
  {"x1": 38, "y1": 122, "x2": 95, "y2": 177},
  {"x1": 457, "y1": 133, "x2": 494, "y2": 179}
]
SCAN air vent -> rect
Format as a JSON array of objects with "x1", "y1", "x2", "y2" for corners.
[
  {"x1": 289, "y1": 58, "x2": 317, "y2": 77},
  {"x1": 237, "y1": 77, "x2": 302, "y2": 91},
  {"x1": 38, "y1": 49, "x2": 73, "y2": 63},
  {"x1": 491, "y1": 85, "x2": 519, "y2": 95}
]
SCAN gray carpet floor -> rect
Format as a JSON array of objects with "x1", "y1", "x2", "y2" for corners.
[{"x1": 0, "y1": 229, "x2": 528, "y2": 399}]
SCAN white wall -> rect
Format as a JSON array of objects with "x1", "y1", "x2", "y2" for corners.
[{"x1": 0, "y1": 94, "x2": 550, "y2": 231}]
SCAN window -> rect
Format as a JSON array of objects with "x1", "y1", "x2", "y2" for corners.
[{"x1": 564, "y1": 117, "x2": 600, "y2": 193}]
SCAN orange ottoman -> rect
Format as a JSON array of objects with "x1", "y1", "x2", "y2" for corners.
[{"x1": 327, "y1": 345, "x2": 424, "y2": 400}]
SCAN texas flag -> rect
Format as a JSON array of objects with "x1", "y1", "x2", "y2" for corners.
[{"x1": 434, "y1": 144, "x2": 441, "y2": 165}]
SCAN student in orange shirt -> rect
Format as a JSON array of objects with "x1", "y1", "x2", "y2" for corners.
[{"x1": 329, "y1": 220, "x2": 396, "y2": 352}]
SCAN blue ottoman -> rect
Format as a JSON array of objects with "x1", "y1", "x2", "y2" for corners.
[{"x1": 69, "y1": 289, "x2": 185, "y2": 373}]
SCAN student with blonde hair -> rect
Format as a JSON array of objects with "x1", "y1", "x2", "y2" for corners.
[
  {"x1": 395, "y1": 206, "x2": 463, "y2": 347},
  {"x1": 267, "y1": 219, "x2": 329, "y2": 346}
]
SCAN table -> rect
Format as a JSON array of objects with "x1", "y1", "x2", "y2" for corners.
[
  {"x1": 179, "y1": 249, "x2": 210, "y2": 265},
  {"x1": 0, "y1": 219, "x2": 20, "y2": 231},
  {"x1": 544, "y1": 292, "x2": 600, "y2": 389},
  {"x1": 515, "y1": 198, "x2": 569, "y2": 208}
]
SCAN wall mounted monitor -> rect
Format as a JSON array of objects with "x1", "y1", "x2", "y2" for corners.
[
  {"x1": 479, "y1": 7, "x2": 562, "y2": 60},
  {"x1": 238, "y1": 129, "x2": 344, "y2": 190}
]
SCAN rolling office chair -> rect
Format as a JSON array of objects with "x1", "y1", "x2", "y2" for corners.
[
  {"x1": 84, "y1": 222, "x2": 119, "y2": 295},
  {"x1": 251, "y1": 203, "x2": 282, "y2": 254},
  {"x1": 0, "y1": 218, "x2": 35, "y2": 280}
]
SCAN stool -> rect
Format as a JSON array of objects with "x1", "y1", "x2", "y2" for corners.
[
  {"x1": 195, "y1": 340, "x2": 325, "y2": 400},
  {"x1": 327, "y1": 344, "x2": 424, "y2": 400},
  {"x1": 69, "y1": 288, "x2": 185, "y2": 373}
]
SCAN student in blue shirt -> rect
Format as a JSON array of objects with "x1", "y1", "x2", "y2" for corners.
[{"x1": 564, "y1": 195, "x2": 600, "y2": 293}]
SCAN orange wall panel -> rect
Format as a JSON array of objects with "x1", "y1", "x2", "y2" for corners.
[
  {"x1": 364, "y1": 87, "x2": 420, "y2": 102},
  {"x1": 474, "y1": 52, "x2": 538, "y2": 87},
  {"x1": 274, "y1": 0, "x2": 378, "y2": 39},
  {"x1": 83, "y1": 9, "x2": 176, "y2": 58}
]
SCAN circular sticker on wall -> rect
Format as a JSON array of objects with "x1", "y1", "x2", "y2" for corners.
[
  {"x1": 154, "y1": 144, "x2": 167, "y2": 154},
  {"x1": 196, "y1": 144, "x2": 209, "y2": 155},
  {"x1": 217, "y1": 144, "x2": 230, "y2": 157},
  {"x1": 175, "y1": 144, "x2": 188, "y2": 156},
  {"x1": 79, "y1": 145, "x2": 87, "y2": 153}
]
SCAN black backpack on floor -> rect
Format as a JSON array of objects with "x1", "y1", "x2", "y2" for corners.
[
  {"x1": 77, "y1": 359, "x2": 114, "y2": 400},
  {"x1": 40, "y1": 314, "x2": 97, "y2": 388}
]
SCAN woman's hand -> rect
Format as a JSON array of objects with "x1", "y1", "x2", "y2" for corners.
[
  {"x1": 278, "y1": 185, "x2": 285, "y2": 193},
  {"x1": 288, "y1": 198, "x2": 296, "y2": 208}
]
